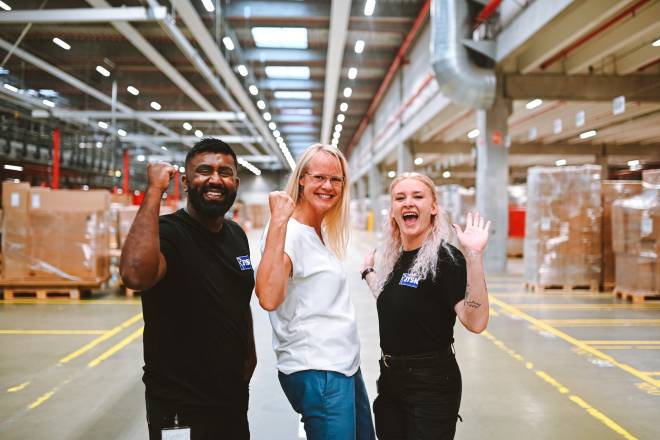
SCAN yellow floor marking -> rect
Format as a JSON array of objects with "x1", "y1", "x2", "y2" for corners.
[
  {"x1": 490, "y1": 296, "x2": 660, "y2": 388},
  {"x1": 636, "y1": 346, "x2": 660, "y2": 350},
  {"x1": 516, "y1": 303, "x2": 660, "y2": 310},
  {"x1": 0, "y1": 299, "x2": 140, "y2": 305},
  {"x1": 482, "y1": 330, "x2": 638, "y2": 439},
  {"x1": 592, "y1": 346, "x2": 632, "y2": 350},
  {"x1": 583, "y1": 341, "x2": 660, "y2": 345},
  {"x1": 492, "y1": 293, "x2": 607, "y2": 299},
  {"x1": 541, "y1": 319, "x2": 660, "y2": 327},
  {"x1": 490, "y1": 308, "x2": 500, "y2": 317},
  {"x1": 59, "y1": 312, "x2": 143, "y2": 364},
  {"x1": 0, "y1": 329, "x2": 107, "y2": 335},
  {"x1": 88, "y1": 326, "x2": 144, "y2": 368},
  {"x1": 6, "y1": 381, "x2": 30, "y2": 392},
  {"x1": 642, "y1": 372, "x2": 660, "y2": 376},
  {"x1": 27, "y1": 390, "x2": 55, "y2": 410}
]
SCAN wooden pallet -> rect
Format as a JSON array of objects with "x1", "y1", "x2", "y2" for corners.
[
  {"x1": 525, "y1": 282, "x2": 599, "y2": 294},
  {"x1": 3, "y1": 287, "x2": 81, "y2": 300},
  {"x1": 613, "y1": 288, "x2": 660, "y2": 303}
]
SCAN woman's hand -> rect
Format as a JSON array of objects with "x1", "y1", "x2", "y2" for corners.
[{"x1": 453, "y1": 211, "x2": 490, "y2": 254}]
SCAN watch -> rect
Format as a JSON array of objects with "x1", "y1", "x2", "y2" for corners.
[{"x1": 361, "y1": 267, "x2": 375, "y2": 280}]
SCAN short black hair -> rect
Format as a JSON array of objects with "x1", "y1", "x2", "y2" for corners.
[{"x1": 185, "y1": 137, "x2": 238, "y2": 171}]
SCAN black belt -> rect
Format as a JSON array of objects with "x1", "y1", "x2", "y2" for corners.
[{"x1": 381, "y1": 345, "x2": 454, "y2": 368}]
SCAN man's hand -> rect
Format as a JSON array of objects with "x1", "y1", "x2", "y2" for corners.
[
  {"x1": 268, "y1": 191, "x2": 295, "y2": 225},
  {"x1": 147, "y1": 162, "x2": 177, "y2": 192}
]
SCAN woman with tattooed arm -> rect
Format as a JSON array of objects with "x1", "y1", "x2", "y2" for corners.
[{"x1": 361, "y1": 172, "x2": 490, "y2": 440}]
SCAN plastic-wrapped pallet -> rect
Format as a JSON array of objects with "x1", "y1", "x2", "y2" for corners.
[
  {"x1": 524, "y1": 165, "x2": 602, "y2": 290},
  {"x1": 437, "y1": 185, "x2": 475, "y2": 226},
  {"x1": 611, "y1": 170, "x2": 660, "y2": 297}
]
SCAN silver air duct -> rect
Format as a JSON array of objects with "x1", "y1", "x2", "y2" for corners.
[{"x1": 431, "y1": 0, "x2": 496, "y2": 109}]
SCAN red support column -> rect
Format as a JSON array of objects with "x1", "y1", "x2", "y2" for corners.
[
  {"x1": 123, "y1": 149, "x2": 129, "y2": 194},
  {"x1": 52, "y1": 128, "x2": 60, "y2": 189}
]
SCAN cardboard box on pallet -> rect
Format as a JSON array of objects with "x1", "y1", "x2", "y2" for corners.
[
  {"x1": 117, "y1": 204, "x2": 175, "y2": 248},
  {"x1": 1, "y1": 184, "x2": 111, "y2": 284},
  {"x1": 524, "y1": 165, "x2": 602, "y2": 287},
  {"x1": 1, "y1": 182, "x2": 31, "y2": 279}
]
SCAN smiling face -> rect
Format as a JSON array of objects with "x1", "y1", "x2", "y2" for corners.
[
  {"x1": 298, "y1": 151, "x2": 344, "y2": 217},
  {"x1": 390, "y1": 177, "x2": 438, "y2": 249},
  {"x1": 182, "y1": 151, "x2": 239, "y2": 218}
]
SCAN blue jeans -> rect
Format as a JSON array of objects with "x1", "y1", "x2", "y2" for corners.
[{"x1": 278, "y1": 368, "x2": 376, "y2": 440}]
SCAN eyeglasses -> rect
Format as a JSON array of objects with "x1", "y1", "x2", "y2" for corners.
[{"x1": 306, "y1": 173, "x2": 345, "y2": 187}]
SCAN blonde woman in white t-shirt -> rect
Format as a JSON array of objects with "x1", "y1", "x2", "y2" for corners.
[{"x1": 256, "y1": 144, "x2": 375, "y2": 440}]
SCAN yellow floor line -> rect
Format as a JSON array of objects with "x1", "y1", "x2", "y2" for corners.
[
  {"x1": 482, "y1": 330, "x2": 638, "y2": 440},
  {"x1": 584, "y1": 341, "x2": 660, "y2": 345},
  {"x1": 6, "y1": 381, "x2": 30, "y2": 393},
  {"x1": 88, "y1": 326, "x2": 144, "y2": 368},
  {"x1": 541, "y1": 319, "x2": 660, "y2": 327},
  {"x1": 0, "y1": 299, "x2": 141, "y2": 305},
  {"x1": 516, "y1": 304, "x2": 660, "y2": 310},
  {"x1": 27, "y1": 390, "x2": 55, "y2": 410},
  {"x1": 492, "y1": 293, "x2": 608, "y2": 299},
  {"x1": 490, "y1": 295, "x2": 659, "y2": 388},
  {"x1": 0, "y1": 330, "x2": 107, "y2": 335},
  {"x1": 58, "y1": 312, "x2": 143, "y2": 364}
]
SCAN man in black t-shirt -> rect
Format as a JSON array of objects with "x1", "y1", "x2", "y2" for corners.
[{"x1": 120, "y1": 138, "x2": 256, "y2": 439}]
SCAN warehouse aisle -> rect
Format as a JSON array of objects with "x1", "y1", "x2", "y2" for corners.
[{"x1": 0, "y1": 228, "x2": 658, "y2": 439}]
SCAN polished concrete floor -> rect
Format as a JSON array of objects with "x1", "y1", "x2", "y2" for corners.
[{"x1": 1, "y1": 228, "x2": 659, "y2": 439}]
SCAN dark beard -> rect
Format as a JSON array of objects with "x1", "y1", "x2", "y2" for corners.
[{"x1": 186, "y1": 184, "x2": 237, "y2": 218}]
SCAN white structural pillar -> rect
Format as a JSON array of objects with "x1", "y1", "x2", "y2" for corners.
[
  {"x1": 476, "y1": 86, "x2": 511, "y2": 273},
  {"x1": 397, "y1": 141, "x2": 414, "y2": 175},
  {"x1": 356, "y1": 176, "x2": 367, "y2": 200}
]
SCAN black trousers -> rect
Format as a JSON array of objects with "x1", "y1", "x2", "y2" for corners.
[
  {"x1": 146, "y1": 393, "x2": 249, "y2": 440},
  {"x1": 373, "y1": 352, "x2": 462, "y2": 440}
]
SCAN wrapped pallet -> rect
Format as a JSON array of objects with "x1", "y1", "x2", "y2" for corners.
[
  {"x1": 1, "y1": 182, "x2": 111, "y2": 285},
  {"x1": 601, "y1": 181, "x2": 643, "y2": 290},
  {"x1": 524, "y1": 165, "x2": 602, "y2": 290},
  {"x1": 437, "y1": 185, "x2": 475, "y2": 226},
  {"x1": 611, "y1": 170, "x2": 660, "y2": 298}
]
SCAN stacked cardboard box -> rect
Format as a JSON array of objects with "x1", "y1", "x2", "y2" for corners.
[
  {"x1": 611, "y1": 170, "x2": 660, "y2": 295},
  {"x1": 601, "y1": 181, "x2": 643, "y2": 289},
  {"x1": 117, "y1": 204, "x2": 175, "y2": 248},
  {"x1": 524, "y1": 165, "x2": 602, "y2": 287},
  {"x1": 1, "y1": 182, "x2": 110, "y2": 284}
]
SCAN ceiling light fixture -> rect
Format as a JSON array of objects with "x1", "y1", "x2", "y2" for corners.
[
  {"x1": 263, "y1": 112, "x2": 272, "y2": 121},
  {"x1": 579, "y1": 130, "x2": 597, "y2": 139},
  {"x1": 98, "y1": 121, "x2": 109, "y2": 129},
  {"x1": 343, "y1": 87, "x2": 352, "y2": 98},
  {"x1": 150, "y1": 101, "x2": 161, "y2": 110},
  {"x1": 340, "y1": 102, "x2": 348, "y2": 112},
  {"x1": 273, "y1": 130, "x2": 281, "y2": 138},
  {"x1": 265, "y1": 66, "x2": 311, "y2": 79},
  {"x1": 0, "y1": 1, "x2": 11, "y2": 11},
  {"x1": 257, "y1": 100, "x2": 266, "y2": 110},
  {"x1": 268, "y1": 122, "x2": 277, "y2": 130},
  {"x1": 251, "y1": 27, "x2": 308, "y2": 49},
  {"x1": 249, "y1": 85, "x2": 259, "y2": 96},
  {"x1": 201, "y1": 0, "x2": 215, "y2": 13},
  {"x1": 337, "y1": 114, "x2": 345, "y2": 123},
  {"x1": 222, "y1": 37, "x2": 235, "y2": 51},
  {"x1": 354, "y1": 40, "x2": 365, "y2": 54},
  {"x1": 555, "y1": 159, "x2": 567, "y2": 166},
  {"x1": 652, "y1": 38, "x2": 660, "y2": 47},
  {"x1": 237, "y1": 65, "x2": 248, "y2": 77},
  {"x1": 127, "y1": 86, "x2": 139, "y2": 96},
  {"x1": 414, "y1": 157, "x2": 423, "y2": 165},
  {"x1": 347, "y1": 67, "x2": 358, "y2": 80},
  {"x1": 3, "y1": 83, "x2": 17, "y2": 93},
  {"x1": 117, "y1": 129, "x2": 127, "y2": 136},
  {"x1": 364, "y1": 0, "x2": 376, "y2": 16},
  {"x1": 195, "y1": 129, "x2": 203, "y2": 138},
  {"x1": 443, "y1": 171, "x2": 451, "y2": 178},
  {"x1": 274, "y1": 90, "x2": 312, "y2": 100},
  {"x1": 183, "y1": 122, "x2": 192, "y2": 131},
  {"x1": 525, "y1": 99, "x2": 543, "y2": 110},
  {"x1": 96, "y1": 65, "x2": 110, "y2": 77},
  {"x1": 467, "y1": 129, "x2": 479, "y2": 139},
  {"x1": 52, "y1": 37, "x2": 71, "y2": 50}
]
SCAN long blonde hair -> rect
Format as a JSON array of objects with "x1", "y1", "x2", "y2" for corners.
[
  {"x1": 375, "y1": 172, "x2": 456, "y2": 293},
  {"x1": 284, "y1": 144, "x2": 351, "y2": 259}
]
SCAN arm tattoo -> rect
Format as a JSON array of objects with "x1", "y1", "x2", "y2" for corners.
[{"x1": 463, "y1": 281, "x2": 483, "y2": 309}]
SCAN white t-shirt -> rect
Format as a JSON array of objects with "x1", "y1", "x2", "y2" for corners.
[{"x1": 260, "y1": 218, "x2": 360, "y2": 376}]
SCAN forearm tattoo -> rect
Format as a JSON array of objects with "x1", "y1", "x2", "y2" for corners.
[{"x1": 463, "y1": 280, "x2": 487, "y2": 309}]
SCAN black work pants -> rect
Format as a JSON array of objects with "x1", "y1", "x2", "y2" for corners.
[
  {"x1": 373, "y1": 353, "x2": 462, "y2": 440},
  {"x1": 146, "y1": 393, "x2": 249, "y2": 440}
]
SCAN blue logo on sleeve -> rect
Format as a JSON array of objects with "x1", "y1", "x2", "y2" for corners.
[
  {"x1": 236, "y1": 256, "x2": 253, "y2": 271},
  {"x1": 399, "y1": 273, "x2": 420, "y2": 288}
]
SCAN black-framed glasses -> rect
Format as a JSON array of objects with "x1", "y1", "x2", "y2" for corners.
[{"x1": 306, "y1": 173, "x2": 345, "y2": 187}]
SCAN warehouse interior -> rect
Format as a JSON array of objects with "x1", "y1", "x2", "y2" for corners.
[{"x1": 0, "y1": 0, "x2": 659, "y2": 439}]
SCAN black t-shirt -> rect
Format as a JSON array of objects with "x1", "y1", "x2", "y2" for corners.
[
  {"x1": 377, "y1": 243, "x2": 467, "y2": 356},
  {"x1": 141, "y1": 209, "x2": 255, "y2": 411}
]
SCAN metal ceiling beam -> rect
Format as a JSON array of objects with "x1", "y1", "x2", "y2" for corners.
[
  {"x1": 0, "y1": 7, "x2": 167, "y2": 24},
  {"x1": 503, "y1": 74, "x2": 660, "y2": 101},
  {"x1": 616, "y1": 42, "x2": 660, "y2": 74},
  {"x1": 243, "y1": 48, "x2": 326, "y2": 63},
  {"x1": 415, "y1": 141, "x2": 660, "y2": 157},
  {"x1": 32, "y1": 110, "x2": 246, "y2": 121},
  {"x1": 258, "y1": 79, "x2": 324, "y2": 91},
  {"x1": 321, "y1": 0, "x2": 352, "y2": 145},
  {"x1": 122, "y1": 135, "x2": 263, "y2": 144},
  {"x1": 172, "y1": 0, "x2": 289, "y2": 168},
  {"x1": 226, "y1": 1, "x2": 329, "y2": 18}
]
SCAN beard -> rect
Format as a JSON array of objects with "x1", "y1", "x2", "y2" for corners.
[{"x1": 186, "y1": 183, "x2": 237, "y2": 218}]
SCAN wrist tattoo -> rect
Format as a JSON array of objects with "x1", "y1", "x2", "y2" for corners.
[{"x1": 465, "y1": 300, "x2": 482, "y2": 309}]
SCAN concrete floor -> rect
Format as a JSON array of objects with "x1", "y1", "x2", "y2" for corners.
[{"x1": 1, "y1": 228, "x2": 659, "y2": 439}]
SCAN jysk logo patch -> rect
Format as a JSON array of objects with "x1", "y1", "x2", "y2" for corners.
[
  {"x1": 236, "y1": 256, "x2": 253, "y2": 271},
  {"x1": 399, "y1": 273, "x2": 420, "y2": 288}
]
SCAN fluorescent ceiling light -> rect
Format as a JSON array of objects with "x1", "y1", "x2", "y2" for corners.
[
  {"x1": 555, "y1": 159, "x2": 567, "y2": 166},
  {"x1": 4, "y1": 164, "x2": 23, "y2": 171},
  {"x1": 333, "y1": 131, "x2": 341, "y2": 139},
  {"x1": 201, "y1": 0, "x2": 215, "y2": 13},
  {"x1": 42, "y1": 99, "x2": 55, "y2": 108},
  {"x1": 161, "y1": 146, "x2": 168, "y2": 151},
  {"x1": 96, "y1": 142, "x2": 103, "y2": 148},
  {"x1": 256, "y1": 100, "x2": 266, "y2": 110},
  {"x1": 343, "y1": 87, "x2": 352, "y2": 97},
  {"x1": 117, "y1": 129, "x2": 127, "y2": 136},
  {"x1": 179, "y1": 166, "x2": 185, "y2": 173},
  {"x1": 0, "y1": 1, "x2": 11, "y2": 11},
  {"x1": 627, "y1": 159, "x2": 640, "y2": 168},
  {"x1": 579, "y1": 130, "x2": 597, "y2": 139},
  {"x1": 263, "y1": 112, "x2": 272, "y2": 121},
  {"x1": 222, "y1": 37, "x2": 235, "y2": 51},
  {"x1": 467, "y1": 129, "x2": 479, "y2": 139},
  {"x1": 3, "y1": 83, "x2": 18, "y2": 93},
  {"x1": 339, "y1": 102, "x2": 348, "y2": 112},
  {"x1": 335, "y1": 124, "x2": 343, "y2": 132},
  {"x1": 252, "y1": 27, "x2": 308, "y2": 49},
  {"x1": 195, "y1": 129, "x2": 203, "y2": 138},
  {"x1": 150, "y1": 101, "x2": 161, "y2": 110},
  {"x1": 652, "y1": 38, "x2": 660, "y2": 47},
  {"x1": 347, "y1": 67, "x2": 358, "y2": 79},
  {"x1": 237, "y1": 65, "x2": 248, "y2": 77},
  {"x1": 364, "y1": 0, "x2": 376, "y2": 16},
  {"x1": 442, "y1": 171, "x2": 451, "y2": 178},
  {"x1": 249, "y1": 85, "x2": 259, "y2": 95},
  {"x1": 137, "y1": 155, "x2": 146, "y2": 162},
  {"x1": 268, "y1": 122, "x2": 277, "y2": 130},
  {"x1": 276, "y1": 136, "x2": 284, "y2": 143},
  {"x1": 337, "y1": 114, "x2": 345, "y2": 123},
  {"x1": 525, "y1": 99, "x2": 543, "y2": 110},
  {"x1": 282, "y1": 108, "x2": 313, "y2": 115},
  {"x1": 183, "y1": 122, "x2": 192, "y2": 131},
  {"x1": 98, "y1": 121, "x2": 109, "y2": 129},
  {"x1": 265, "y1": 66, "x2": 310, "y2": 79},
  {"x1": 96, "y1": 65, "x2": 110, "y2": 77},
  {"x1": 52, "y1": 37, "x2": 71, "y2": 50},
  {"x1": 274, "y1": 90, "x2": 312, "y2": 100},
  {"x1": 273, "y1": 130, "x2": 281, "y2": 138},
  {"x1": 414, "y1": 157, "x2": 424, "y2": 165},
  {"x1": 354, "y1": 40, "x2": 365, "y2": 54},
  {"x1": 387, "y1": 170, "x2": 396, "y2": 178},
  {"x1": 127, "y1": 86, "x2": 139, "y2": 96}
]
